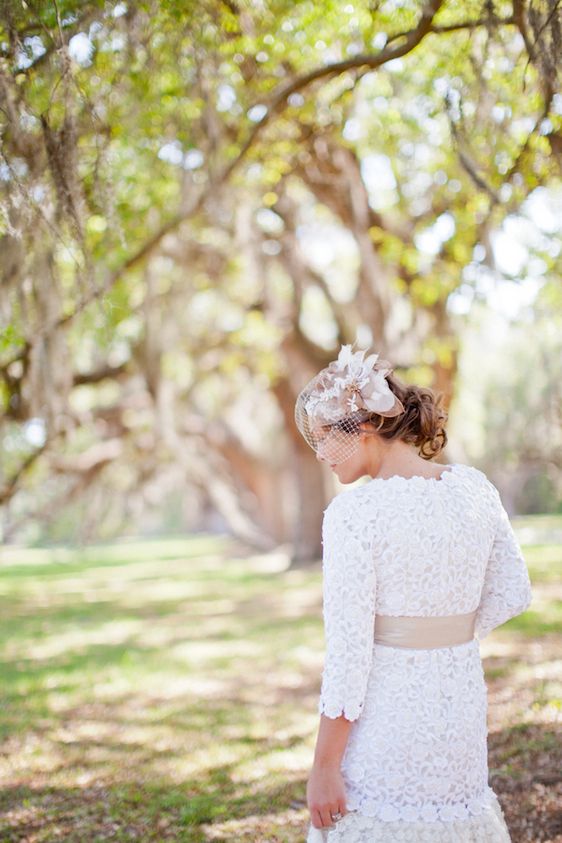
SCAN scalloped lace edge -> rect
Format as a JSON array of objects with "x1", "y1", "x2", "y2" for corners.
[
  {"x1": 306, "y1": 789, "x2": 511, "y2": 842},
  {"x1": 343, "y1": 785, "x2": 501, "y2": 823}
]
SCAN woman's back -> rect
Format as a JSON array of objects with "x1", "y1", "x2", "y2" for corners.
[
  {"x1": 324, "y1": 463, "x2": 527, "y2": 620},
  {"x1": 296, "y1": 344, "x2": 533, "y2": 842},
  {"x1": 313, "y1": 462, "x2": 533, "y2": 836}
]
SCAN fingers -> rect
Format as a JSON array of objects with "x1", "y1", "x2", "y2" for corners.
[
  {"x1": 310, "y1": 803, "x2": 347, "y2": 829},
  {"x1": 311, "y1": 808, "x2": 332, "y2": 829},
  {"x1": 320, "y1": 807, "x2": 335, "y2": 828}
]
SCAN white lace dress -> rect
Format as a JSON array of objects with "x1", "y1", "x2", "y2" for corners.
[{"x1": 306, "y1": 463, "x2": 533, "y2": 843}]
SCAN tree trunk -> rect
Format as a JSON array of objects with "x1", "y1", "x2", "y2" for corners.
[{"x1": 272, "y1": 371, "x2": 327, "y2": 564}]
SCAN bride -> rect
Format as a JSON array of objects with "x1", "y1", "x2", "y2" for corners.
[{"x1": 294, "y1": 344, "x2": 532, "y2": 842}]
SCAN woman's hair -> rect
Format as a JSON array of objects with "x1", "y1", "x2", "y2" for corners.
[{"x1": 362, "y1": 371, "x2": 448, "y2": 459}]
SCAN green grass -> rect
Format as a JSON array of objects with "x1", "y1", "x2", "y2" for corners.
[
  {"x1": 0, "y1": 536, "x2": 321, "y2": 841},
  {"x1": 0, "y1": 518, "x2": 560, "y2": 841}
]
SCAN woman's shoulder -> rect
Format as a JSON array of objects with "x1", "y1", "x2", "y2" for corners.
[
  {"x1": 323, "y1": 483, "x2": 371, "y2": 520},
  {"x1": 458, "y1": 463, "x2": 501, "y2": 493},
  {"x1": 438, "y1": 463, "x2": 503, "y2": 504},
  {"x1": 325, "y1": 463, "x2": 499, "y2": 513},
  {"x1": 457, "y1": 462, "x2": 487, "y2": 482}
]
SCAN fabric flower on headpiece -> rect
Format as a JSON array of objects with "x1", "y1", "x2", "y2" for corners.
[{"x1": 304, "y1": 343, "x2": 405, "y2": 425}]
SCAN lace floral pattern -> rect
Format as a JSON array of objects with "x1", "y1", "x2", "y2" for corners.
[
  {"x1": 306, "y1": 790, "x2": 511, "y2": 842},
  {"x1": 315, "y1": 463, "x2": 532, "y2": 832}
]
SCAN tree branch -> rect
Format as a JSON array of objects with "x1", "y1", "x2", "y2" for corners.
[
  {"x1": 385, "y1": 15, "x2": 515, "y2": 46},
  {"x1": 9, "y1": 0, "x2": 514, "y2": 374},
  {"x1": 0, "y1": 439, "x2": 50, "y2": 505}
]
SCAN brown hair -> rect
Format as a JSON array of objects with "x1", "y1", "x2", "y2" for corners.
[{"x1": 363, "y1": 371, "x2": 448, "y2": 459}]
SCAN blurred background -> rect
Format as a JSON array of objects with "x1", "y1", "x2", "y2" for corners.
[
  {"x1": 0, "y1": 2, "x2": 561, "y2": 841},
  {"x1": 1, "y1": 0, "x2": 561, "y2": 560}
]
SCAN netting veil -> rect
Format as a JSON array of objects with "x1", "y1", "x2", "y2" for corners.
[{"x1": 294, "y1": 344, "x2": 406, "y2": 465}]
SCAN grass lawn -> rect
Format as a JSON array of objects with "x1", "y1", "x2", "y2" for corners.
[{"x1": 0, "y1": 518, "x2": 560, "y2": 842}]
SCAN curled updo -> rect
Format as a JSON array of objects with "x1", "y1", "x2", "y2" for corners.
[{"x1": 364, "y1": 371, "x2": 448, "y2": 459}]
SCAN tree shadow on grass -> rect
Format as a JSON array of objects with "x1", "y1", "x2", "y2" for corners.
[
  {"x1": 488, "y1": 722, "x2": 562, "y2": 843},
  {"x1": 1, "y1": 536, "x2": 559, "y2": 842},
  {"x1": 0, "y1": 770, "x2": 308, "y2": 843},
  {"x1": 1, "y1": 717, "x2": 560, "y2": 843},
  {"x1": 482, "y1": 632, "x2": 562, "y2": 843}
]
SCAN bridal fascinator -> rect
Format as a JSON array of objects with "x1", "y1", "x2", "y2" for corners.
[{"x1": 294, "y1": 343, "x2": 405, "y2": 464}]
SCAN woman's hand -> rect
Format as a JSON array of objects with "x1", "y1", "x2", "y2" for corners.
[{"x1": 306, "y1": 762, "x2": 348, "y2": 830}]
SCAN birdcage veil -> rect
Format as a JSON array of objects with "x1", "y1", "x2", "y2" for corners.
[{"x1": 294, "y1": 343, "x2": 406, "y2": 464}]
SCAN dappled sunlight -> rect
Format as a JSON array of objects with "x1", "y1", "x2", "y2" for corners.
[
  {"x1": 484, "y1": 632, "x2": 561, "y2": 736},
  {"x1": 201, "y1": 802, "x2": 308, "y2": 842},
  {"x1": 117, "y1": 578, "x2": 220, "y2": 605},
  {"x1": 172, "y1": 635, "x2": 260, "y2": 663},
  {"x1": 236, "y1": 744, "x2": 313, "y2": 779},
  {"x1": 236, "y1": 549, "x2": 293, "y2": 574},
  {"x1": 1, "y1": 531, "x2": 559, "y2": 841},
  {"x1": 0, "y1": 539, "x2": 229, "y2": 574},
  {"x1": 189, "y1": 598, "x2": 239, "y2": 615},
  {"x1": 10, "y1": 566, "x2": 224, "y2": 601},
  {"x1": 12, "y1": 619, "x2": 145, "y2": 660}
]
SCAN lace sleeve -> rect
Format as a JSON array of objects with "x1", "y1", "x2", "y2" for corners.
[
  {"x1": 318, "y1": 495, "x2": 377, "y2": 721},
  {"x1": 475, "y1": 490, "x2": 533, "y2": 641}
]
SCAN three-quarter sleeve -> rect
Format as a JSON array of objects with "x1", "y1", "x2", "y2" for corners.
[
  {"x1": 318, "y1": 494, "x2": 377, "y2": 721},
  {"x1": 475, "y1": 489, "x2": 533, "y2": 641}
]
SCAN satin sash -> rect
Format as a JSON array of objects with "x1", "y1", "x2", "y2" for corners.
[{"x1": 374, "y1": 610, "x2": 477, "y2": 649}]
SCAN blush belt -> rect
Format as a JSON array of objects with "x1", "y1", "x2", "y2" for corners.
[{"x1": 374, "y1": 610, "x2": 477, "y2": 649}]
